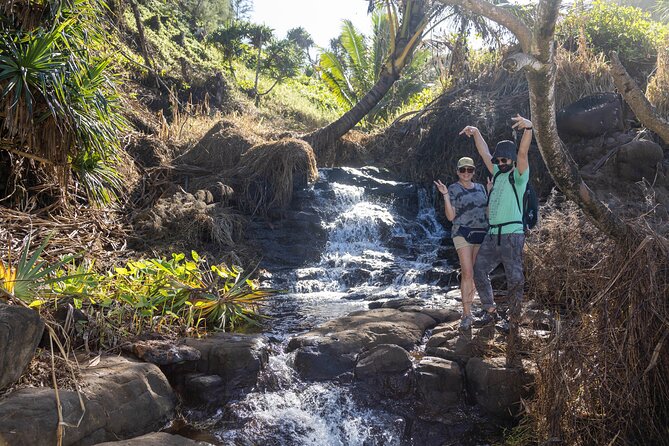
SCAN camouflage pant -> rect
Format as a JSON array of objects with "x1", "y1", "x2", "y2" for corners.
[{"x1": 473, "y1": 233, "x2": 525, "y2": 323}]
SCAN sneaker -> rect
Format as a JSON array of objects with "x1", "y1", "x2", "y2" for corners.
[
  {"x1": 479, "y1": 310, "x2": 497, "y2": 326},
  {"x1": 459, "y1": 315, "x2": 473, "y2": 331},
  {"x1": 495, "y1": 318, "x2": 510, "y2": 334}
]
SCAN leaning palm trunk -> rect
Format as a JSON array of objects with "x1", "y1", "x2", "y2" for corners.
[
  {"x1": 305, "y1": 0, "x2": 436, "y2": 163},
  {"x1": 304, "y1": 70, "x2": 399, "y2": 162}
]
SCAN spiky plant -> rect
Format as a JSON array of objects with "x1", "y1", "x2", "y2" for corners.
[{"x1": 0, "y1": 0, "x2": 126, "y2": 206}]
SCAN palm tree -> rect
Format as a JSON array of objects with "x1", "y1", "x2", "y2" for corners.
[
  {"x1": 0, "y1": 0, "x2": 126, "y2": 205},
  {"x1": 305, "y1": 0, "x2": 445, "y2": 159},
  {"x1": 318, "y1": 14, "x2": 430, "y2": 126}
]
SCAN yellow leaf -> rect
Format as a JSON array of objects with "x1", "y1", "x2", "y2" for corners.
[{"x1": 29, "y1": 300, "x2": 45, "y2": 308}]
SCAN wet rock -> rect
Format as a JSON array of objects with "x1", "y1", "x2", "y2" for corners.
[
  {"x1": 557, "y1": 93, "x2": 625, "y2": 139},
  {"x1": 380, "y1": 298, "x2": 425, "y2": 309},
  {"x1": 0, "y1": 303, "x2": 44, "y2": 390},
  {"x1": 415, "y1": 357, "x2": 463, "y2": 410},
  {"x1": 465, "y1": 357, "x2": 534, "y2": 419},
  {"x1": 419, "y1": 308, "x2": 460, "y2": 324},
  {"x1": 616, "y1": 139, "x2": 664, "y2": 182},
  {"x1": 287, "y1": 308, "x2": 436, "y2": 380},
  {"x1": 126, "y1": 340, "x2": 201, "y2": 366},
  {"x1": 425, "y1": 323, "x2": 495, "y2": 365},
  {"x1": 93, "y1": 432, "x2": 213, "y2": 445},
  {"x1": 0, "y1": 356, "x2": 175, "y2": 446},
  {"x1": 183, "y1": 333, "x2": 269, "y2": 391},
  {"x1": 355, "y1": 344, "x2": 414, "y2": 397},
  {"x1": 182, "y1": 374, "x2": 225, "y2": 406}
]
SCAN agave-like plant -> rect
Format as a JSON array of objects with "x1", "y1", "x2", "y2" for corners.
[{"x1": 0, "y1": 234, "x2": 75, "y2": 306}]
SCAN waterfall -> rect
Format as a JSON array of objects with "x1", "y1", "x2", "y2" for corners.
[{"x1": 216, "y1": 167, "x2": 456, "y2": 445}]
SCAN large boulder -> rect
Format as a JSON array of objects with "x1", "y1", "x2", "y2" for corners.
[
  {"x1": 557, "y1": 93, "x2": 626, "y2": 139},
  {"x1": 0, "y1": 303, "x2": 44, "y2": 390},
  {"x1": 0, "y1": 356, "x2": 175, "y2": 446},
  {"x1": 127, "y1": 340, "x2": 201, "y2": 366},
  {"x1": 354, "y1": 344, "x2": 414, "y2": 397},
  {"x1": 415, "y1": 356, "x2": 463, "y2": 410},
  {"x1": 465, "y1": 357, "x2": 533, "y2": 419},
  {"x1": 287, "y1": 308, "x2": 436, "y2": 380},
  {"x1": 163, "y1": 333, "x2": 269, "y2": 404},
  {"x1": 615, "y1": 139, "x2": 664, "y2": 182},
  {"x1": 93, "y1": 432, "x2": 212, "y2": 445}
]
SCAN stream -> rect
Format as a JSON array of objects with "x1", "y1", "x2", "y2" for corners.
[{"x1": 189, "y1": 167, "x2": 498, "y2": 445}]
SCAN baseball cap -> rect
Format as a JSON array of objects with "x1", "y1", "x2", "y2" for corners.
[{"x1": 457, "y1": 157, "x2": 475, "y2": 168}]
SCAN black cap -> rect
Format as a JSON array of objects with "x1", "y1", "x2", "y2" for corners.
[{"x1": 492, "y1": 140, "x2": 517, "y2": 163}]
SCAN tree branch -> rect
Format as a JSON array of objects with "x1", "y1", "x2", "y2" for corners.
[
  {"x1": 435, "y1": 0, "x2": 533, "y2": 51},
  {"x1": 502, "y1": 52, "x2": 544, "y2": 72},
  {"x1": 610, "y1": 51, "x2": 669, "y2": 145}
]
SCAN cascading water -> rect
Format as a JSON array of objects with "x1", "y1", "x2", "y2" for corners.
[{"x1": 211, "y1": 167, "x2": 461, "y2": 445}]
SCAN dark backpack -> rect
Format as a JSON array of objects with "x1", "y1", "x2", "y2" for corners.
[{"x1": 491, "y1": 170, "x2": 539, "y2": 231}]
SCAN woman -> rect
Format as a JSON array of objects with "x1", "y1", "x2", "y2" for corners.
[{"x1": 434, "y1": 156, "x2": 488, "y2": 330}]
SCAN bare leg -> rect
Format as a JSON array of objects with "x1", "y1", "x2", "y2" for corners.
[{"x1": 457, "y1": 245, "x2": 475, "y2": 318}]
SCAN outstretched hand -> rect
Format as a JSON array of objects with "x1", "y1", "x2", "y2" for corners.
[
  {"x1": 511, "y1": 114, "x2": 532, "y2": 130},
  {"x1": 459, "y1": 126, "x2": 479, "y2": 137},
  {"x1": 433, "y1": 179, "x2": 448, "y2": 196}
]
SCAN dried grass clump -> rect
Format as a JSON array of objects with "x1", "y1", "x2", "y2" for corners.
[
  {"x1": 554, "y1": 48, "x2": 615, "y2": 112},
  {"x1": 524, "y1": 194, "x2": 669, "y2": 445},
  {"x1": 133, "y1": 191, "x2": 245, "y2": 250},
  {"x1": 124, "y1": 133, "x2": 173, "y2": 169},
  {"x1": 234, "y1": 138, "x2": 318, "y2": 215},
  {"x1": 0, "y1": 206, "x2": 128, "y2": 267},
  {"x1": 525, "y1": 192, "x2": 614, "y2": 308},
  {"x1": 176, "y1": 118, "x2": 261, "y2": 173}
]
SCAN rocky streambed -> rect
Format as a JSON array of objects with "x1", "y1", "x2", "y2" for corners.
[{"x1": 0, "y1": 167, "x2": 552, "y2": 445}]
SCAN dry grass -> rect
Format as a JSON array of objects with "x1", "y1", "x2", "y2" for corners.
[
  {"x1": 647, "y1": 35, "x2": 669, "y2": 119},
  {"x1": 554, "y1": 49, "x2": 615, "y2": 112},
  {"x1": 0, "y1": 206, "x2": 129, "y2": 267},
  {"x1": 234, "y1": 138, "x2": 318, "y2": 216},
  {"x1": 175, "y1": 117, "x2": 263, "y2": 173},
  {"x1": 132, "y1": 191, "x2": 245, "y2": 262},
  {"x1": 523, "y1": 194, "x2": 669, "y2": 445}
]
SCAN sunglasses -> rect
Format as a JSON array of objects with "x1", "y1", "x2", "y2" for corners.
[
  {"x1": 495, "y1": 157, "x2": 512, "y2": 164},
  {"x1": 458, "y1": 167, "x2": 475, "y2": 173}
]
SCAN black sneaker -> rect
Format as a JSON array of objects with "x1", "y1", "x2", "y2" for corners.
[
  {"x1": 495, "y1": 318, "x2": 510, "y2": 334},
  {"x1": 477, "y1": 311, "x2": 497, "y2": 326}
]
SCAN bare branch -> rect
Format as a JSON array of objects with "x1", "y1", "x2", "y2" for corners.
[
  {"x1": 610, "y1": 51, "x2": 669, "y2": 145},
  {"x1": 435, "y1": 0, "x2": 533, "y2": 51}
]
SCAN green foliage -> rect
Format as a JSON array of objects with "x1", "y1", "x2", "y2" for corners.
[
  {"x1": 1, "y1": 239, "x2": 272, "y2": 342},
  {"x1": 178, "y1": 0, "x2": 232, "y2": 35},
  {"x1": 317, "y1": 11, "x2": 432, "y2": 127},
  {"x1": 558, "y1": 0, "x2": 668, "y2": 67},
  {"x1": 0, "y1": 0, "x2": 126, "y2": 204}
]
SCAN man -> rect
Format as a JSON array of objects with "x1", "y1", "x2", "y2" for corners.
[{"x1": 459, "y1": 114, "x2": 533, "y2": 367}]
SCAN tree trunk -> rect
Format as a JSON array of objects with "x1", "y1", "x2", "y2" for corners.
[
  {"x1": 610, "y1": 51, "x2": 669, "y2": 145},
  {"x1": 525, "y1": 67, "x2": 635, "y2": 242},
  {"x1": 129, "y1": 0, "x2": 157, "y2": 87},
  {"x1": 304, "y1": 70, "x2": 400, "y2": 162}
]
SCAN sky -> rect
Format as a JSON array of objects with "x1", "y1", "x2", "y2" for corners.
[{"x1": 250, "y1": 0, "x2": 373, "y2": 49}]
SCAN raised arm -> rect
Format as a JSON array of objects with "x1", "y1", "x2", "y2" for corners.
[
  {"x1": 511, "y1": 114, "x2": 533, "y2": 175},
  {"x1": 434, "y1": 180, "x2": 456, "y2": 221},
  {"x1": 459, "y1": 126, "x2": 493, "y2": 174}
]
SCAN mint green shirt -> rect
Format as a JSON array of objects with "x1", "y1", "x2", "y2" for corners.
[{"x1": 488, "y1": 165, "x2": 529, "y2": 234}]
